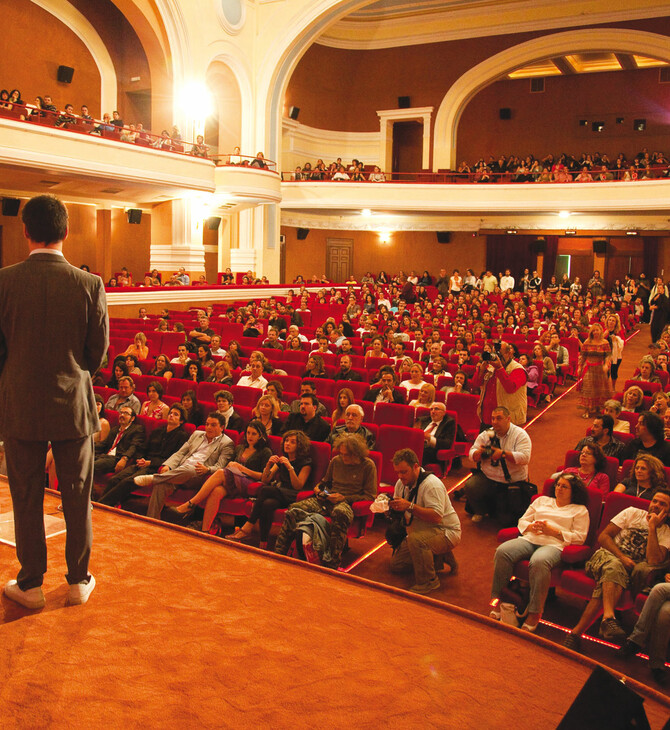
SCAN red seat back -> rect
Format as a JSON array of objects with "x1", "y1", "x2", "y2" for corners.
[
  {"x1": 373, "y1": 402, "x2": 414, "y2": 428},
  {"x1": 445, "y1": 392, "x2": 480, "y2": 434},
  {"x1": 377, "y1": 425, "x2": 424, "y2": 484}
]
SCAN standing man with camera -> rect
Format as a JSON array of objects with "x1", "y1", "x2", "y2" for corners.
[
  {"x1": 471, "y1": 341, "x2": 527, "y2": 428},
  {"x1": 464, "y1": 406, "x2": 533, "y2": 526},
  {"x1": 389, "y1": 449, "x2": 461, "y2": 594}
]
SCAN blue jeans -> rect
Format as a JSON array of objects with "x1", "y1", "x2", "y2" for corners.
[
  {"x1": 629, "y1": 582, "x2": 670, "y2": 669},
  {"x1": 491, "y1": 538, "x2": 562, "y2": 615}
]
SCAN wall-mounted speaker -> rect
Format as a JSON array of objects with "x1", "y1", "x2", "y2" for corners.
[
  {"x1": 289, "y1": 106, "x2": 300, "y2": 120},
  {"x1": 297, "y1": 228, "x2": 310, "y2": 240},
  {"x1": 593, "y1": 239, "x2": 608, "y2": 254},
  {"x1": 126, "y1": 209, "x2": 142, "y2": 225},
  {"x1": 207, "y1": 216, "x2": 221, "y2": 231},
  {"x1": 436, "y1": 231, "x2": 451, "y2": 244},
  {"x1": 398, "y1": 96, "x2": 410, "y2": 109},
  {"x1": 1, "y1": 198, "x2": 21, "y2": 216},
  {"x1": 532, "y1": 237, "x2": 546, "y2": 254},
  {"x1": 57, "y1": 65, "x2": 75, "y2": 84},
  {"x1": 499, "y1": 107, "x2": 512, "y2": 120}
]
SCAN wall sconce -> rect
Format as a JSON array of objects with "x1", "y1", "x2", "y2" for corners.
[{"x1": 378, "y1": 231, "x2": 392, "y2": 245}]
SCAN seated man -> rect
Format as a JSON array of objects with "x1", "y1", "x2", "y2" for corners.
[
  {"x1": 465, "y1": 406, "x2": 533, "y2": 526},
  {"x1": 328, "y1": 404, "x2": 375, "y2": 450},
  {"x1": 134, "y1": 412, "x2": 234, "y2": 519},
  {"x1": 93, "y1": 406, "x2": 145, "y2": 479},
  {"x1": 574, "y1": 414, "x2": 624, "y2": 463},
  {"x1": 236, "y1": 359, "x2": 268, "y2": 390},
  {"x1": 564, "y1": 489, "x2": 670, "y2": 650},
  {"x1": 364, "y1": 367, "x2": 404, "y2": 404},
  {"x1": 262, "y1": 327, "x2": 284, "y2": 350},
  {"x1": 621, "y1": 412, "x2": 670, "y2": 466},
  {"x1": 289, "y1": 381, "x2": 327, "y2": 416},
  {"x1": 188, "y1": 314, "x2": 213, "y2": 346},
  {"x1": 97, "y1": 404, "x2": 189, "y2": 507},
  {"x1": 105, "y1": 376, "x2": 141, "y2": 414},
  {"x1": 274, "y1": 433, "x2": 377, "y2": 568},
  {"x1": 214, "y1": 389, "x2": 245, "y2": 432},
  {"x1": 209, "y1": 335, "x2": 226, "y2": 357},
  {"x1": 389, "y1": 448, "x2": 461, "y2": 594},
  {"x1": 334, "y1": 354, "x2": 363, "y2": 382},
  {"x1": 416, "y1": 402, "x2": 458, "y2": 467},
  {"x1": 170, "y1": 343, "x2": 191, "y2": 368},
  {"x1": 282, "y1": 394, "x2": 330, "y2": 442}
]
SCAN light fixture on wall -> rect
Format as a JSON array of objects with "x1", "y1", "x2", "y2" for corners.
[
  {"x1": 378, "y1": 230, "x2": 392, "y2": 245},
  {"x1": 558, "y1": 211, "x2": 571, "y2": 218},
  {"x1": 626, "y1": 230, "x2": 639, "y2": 236},
  {"x1": 361, "y1": 209, "x2": 372, "y2": 217},
  {"x1": 565, "y1": 230, "x2": 577, "y2": 236},
  {"x1": 506, "y1": 229, "x2": 518, "y2": 235}
]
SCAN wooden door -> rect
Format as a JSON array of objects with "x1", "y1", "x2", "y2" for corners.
[
  {"x1": 392, "y1": 121, "x2": 422, "y2": 181},
  {"x1": 569, "y1": 253, "x2": 594, "y2": 289},
  {"x1": 326, "y1": 238, "x2": 353, "y2": 284}
]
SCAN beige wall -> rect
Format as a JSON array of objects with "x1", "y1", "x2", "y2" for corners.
[
  {"x1": 281, "y1": 227, "x2": 486, "y2": 283},
  {"x1": 110, "y1": 208, "x2": 151, "y2": 280}
]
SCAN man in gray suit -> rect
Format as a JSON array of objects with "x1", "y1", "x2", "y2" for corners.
[
  {"x1": 134, "y1": 411, "x2": 234, "y2": 519},
  {"x1": 0, "y1": 195, "x2": 108, "y2": 609}
]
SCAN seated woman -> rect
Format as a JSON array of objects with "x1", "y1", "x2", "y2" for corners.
[
  {"x1": 621, "y1": 385, "x2": 645, "y2": 413},
  {"x1": 173, "y1": 420, "x2": 273, "y2": 533},
  {"x1": 125, "y1": 354, "x2": 142, "y2": 376},
  {"x1": 441, "y1": 370, "x2": 469, "y2": 396},
  {"x1": 208, "y1": 360, "x2": 233, "y2": 385},
  {"x1": 603, "y1": 399, "x2": 630, "y2": 434},
  {"x1": 635, "y1": 355, "x2": 662, "y2": 384},
  {"x1": 490, "y1": 472, "x2": 589, "y2": 632},
  {"x1": 302, "y1": 354, "x2": 327, "y2": 379},
  {"x1": 154, "y1": 319, "x2": 169, "y2": 332},
  {"x1": 409, "y1": 382, "x2": 436, "y2": 409},
  {"x1": 148, "y1": 353, "x2": 173, "y2": 382},
  {"x1": 518, "y1": 353, "x2": 541, "y2": 399},
  {"x1": 365, "y1": 336, "x2": 388, "y2": 360},
  {"x1": 196, "y1": 345, "x2": 215, "y2": 370},
  {"x1": 426, "y1": 356, "x2": 449, "y2": 379},
  {"x1": 107, "y1": 358, "x2": 129, "y2": 389},
  {"x1": 331, "y1": 388, "x2": 355, "y2": 428},
  {"x1": 251, "y1": 394, "x2": 282, "y2": 435},
  {"x1": 614, "y1": 454, "x2": 666, "y2": 501},
  {"x1": 265, "y1": 380, "x2": 290, "y2": 412},
  {"x1": 399, "y1": 363, "x2": 428, "y2": 395},
  {"x1": 122, "y1": 332, "x2": 149, "y2": 361},
  {"x1": 183, "y1": 360, "x2": 205, "y2": 383},
  {"x1": 226, "y1": 430, "x2": 312, "y2": 548},
  {"x1": 650, "y1": 391, "x2": 669, "y2": 417},
  {"x1": 180, "y1": 389, "x2": 203, "y2": 427},
  {"x1": 557, "y1": 442, "x2": 610, "y2": 495},
  {"x1": 140, "y1": 381, "x2": 169, "y2": 420},
  {"x1": 533, "y1": 343, "x2": 556, "y2": 381}
]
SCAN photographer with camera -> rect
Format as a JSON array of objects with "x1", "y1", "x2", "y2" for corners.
[
  {"x1": 471, "y1": 341, "x2": 527, "y2": 428},
  {"x1": 465, "y1": 406, "x2": 533, "y2": 526},
  {"x1": 388, "y1": 448, "x2": 461, "y2": 594}
]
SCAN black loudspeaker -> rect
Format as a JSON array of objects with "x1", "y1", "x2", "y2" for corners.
[
  {"x1": 436, "y1": 231, "x2": 451, "y2": 244},
  {"x1": 2, "y1": 198, "x2": 21, "y2": 216},
  {"x1": 499, "y1": 107, "x2": 512, "y2": 120},
  {"x1": 289, "y1": 106, "x2": 300, "y2": 120},
  {"x1": 297, "y1": 228, "x2": 310, "y2": 240},
  {"x1": 207, "y1": 217, "x2": 221, "y2": 231},
  {"x1": 557, "y1": 666, "x2": 649, "y2": 730},
  {"x1": 532, "y1": 237, "x2": 547, "y2": 254},
  {"x1": 398, "y1": 96, "x2": 411, "y2": 109},
  {"x1": 57, "y1": 65, "x2": 75, "y2": 84},
  {"x1": 593, "y1": 239, "x2": 608, "y2": 254},
  {"x1": 126, "y1": 209, "x2": 142, "y2": 225}
]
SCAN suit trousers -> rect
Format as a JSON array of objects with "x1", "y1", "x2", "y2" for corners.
[
  {"x1": 146, "y1": 465, "x2": 206, "y2": 519},
  {"x1": 5, "y1": 435, "x2": 93, "y2": 589}
]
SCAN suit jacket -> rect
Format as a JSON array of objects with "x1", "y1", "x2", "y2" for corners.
[
  {"x1": 0, "y1": 252, "x2": 108, "y2": 440},
  {"x1": 224, "y1": 410, "x2": 245, "y2": 433},
  {"x1": 163, "y1": 430, "x2": 235, "y2": 474},
  {"x1": 417, "y1": 415, "x2": 457, "y2": 457},
  {"x1": 364, "y1": 387, "x2": 405, "y2": 404},
  {"x1": 96, "y1": 421, "x2": 146, "y2": 461},
  {"x1": 144, "y1": 425, "x2": 189, "y2": 469}
]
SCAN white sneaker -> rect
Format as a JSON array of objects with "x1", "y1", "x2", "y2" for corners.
[
  {"x1": 133, "y1": 474, "x2": 154, "y2": 487},
  {"x1": 68, "y1": 574, "x2": 96, "y2": 605},
  {"x1": 471, "y1": 514, "x2": 484, "y2": 523},
  {"x1": 4, "y1": 580, "x2": 45, "y2": 609}
]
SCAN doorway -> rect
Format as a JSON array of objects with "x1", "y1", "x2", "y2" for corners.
[
  {"x1": 326, "y1": 238, "x2": 353, "y2": 283},
  {"x1": 392, "y1": 121, "x2": 422, "y2": 181}
]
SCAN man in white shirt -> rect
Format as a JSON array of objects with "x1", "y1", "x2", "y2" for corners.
[
  {"x1": 500, "y1": 269, "x2": 515, "y2": 292},
  {"x1": 564, "y1": 490, "x2": 670, "y2": 650},
  {"x1": 105, "y1": 376, "x2": 141, "y2": 415},
  {"x1": 209, "y1": 335, "x2": 226, "y2": 357},
  {"x1": 135, "y1": 412, "x2": 234, "y2": 519},
  {"x1": 237, "y1": 359, "x2": 269, "y2": 390},
  {"x1": 170, "y1": 344, "x2": 191, "y2": 367},
  {"x1": 389, "y1": 449, "x2": 461, "y2": 594},
  {"x1": 465, "y1": 406, "x2": 532, "y2": 525}
]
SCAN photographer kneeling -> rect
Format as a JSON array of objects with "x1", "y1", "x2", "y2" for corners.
[
  {"x1": 388, "y1": 449, "x2": 461, "y2": 595},
  {"x1": 465, "y1": 406, "x2": 533, "y2": 526}
]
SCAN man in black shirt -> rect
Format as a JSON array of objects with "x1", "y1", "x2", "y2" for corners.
[
  {"x1": 189, "y1": 315, "x2": 214, "y2": 346},
  {"x1": 622, "y1": 412, "x2": 670, "y2": 466},
  {"x1": 335, "y1": 354, "x2": 363, "y2": 382},
  {"x1": 575, "y1": 415, "x2": 625, "y2": 463},
  {"x1": 282, "y1": 394, "x2": 330, "y2": 441}
]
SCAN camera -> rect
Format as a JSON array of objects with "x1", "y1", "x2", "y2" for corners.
[
  {"x1": 481, "y1": 430, "x2": 503, "y2": 465},
  {"x1": 481, "y1": 350, "x2": 498, "y2": 362}
]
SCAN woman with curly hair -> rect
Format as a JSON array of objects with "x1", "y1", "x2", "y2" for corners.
[
  {"x1": 149, "y1": 353, "x2": 173, "y2": 381},
  {"x1": 614, "y1": 454, "x2": 667, "y2": 500},
  {"x1": 183, "y1": 359, "x2": 205, "y2": 383},
  {"x1": 302, "y1": 354, "x2": 327, "y2": 379},
  {"x1": 558, "y1": 442, "x2": 610, "y2": 495}
]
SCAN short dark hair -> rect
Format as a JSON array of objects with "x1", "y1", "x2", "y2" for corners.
[
  {"x1": 214, "y1": 389, "x2": 233, "y2": 403},
  {"x1": 301, "y1": 379, "x2": 316, "y2": 391},
  {"x1": 597, "y1": 414, "x2": 614, "y2": 435},
  {"x1": 266, "y1": 379, "x2": 283, "y2": 397},
  {"x1": 147, "y1": 380, "x2": 164, "y2": 398},
  {"x1": 169, "y1": 403, "x2": 187, "y2": 422},
  {"x1": 392, "y1": 448, "x2": 419, "y2": 467},
  {"x1": 206, "y1": 411, "x2": 225, "y2": 426},
  {"x1": 300, "y1": 393, "x2": 318, "y2": 407},
  {"x1": 22, "y1": 195, "x2": 68, "y2": 245}
]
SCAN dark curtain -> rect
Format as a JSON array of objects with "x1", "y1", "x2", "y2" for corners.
[
  {"x1": 486, "y1": 235, "x2": 535, "y2": 280},
  {"x1": 543, "y1": 235, "x2": 559, "y2": 280},
  {"x1": 643, "y1": 237, "x2": 658, "y2": 278}
]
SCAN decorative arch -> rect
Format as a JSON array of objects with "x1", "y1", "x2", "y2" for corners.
[
  {"x1": 433, "y1": 28, "x2": 670, "y2": 171},
  {"x1": 30, "y1": 0, "x2": 118, "y2": 112}
]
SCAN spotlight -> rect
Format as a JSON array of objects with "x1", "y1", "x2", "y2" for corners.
[
  {"x1": 361, "y1": 209, "x2": 371, "y2": 217},
  {"x1": 558, "y1": 211, "x2": 571, "y2": 219}
]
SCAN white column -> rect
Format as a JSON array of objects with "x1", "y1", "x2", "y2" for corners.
[{"x1": 150, "y1": 198, "x2": 206, "y2": 274}]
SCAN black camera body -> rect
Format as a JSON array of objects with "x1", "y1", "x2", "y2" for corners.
[
  {"x1": 481, "y1": 431, "x2": 503, "y2": 466},
  {"x1": 481, "y1": 350, "x2": 497, "y2": 362}
]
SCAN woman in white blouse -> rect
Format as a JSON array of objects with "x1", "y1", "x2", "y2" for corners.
[{"x1": 490, "y1": 472, "x2": 590, "y2": 632}]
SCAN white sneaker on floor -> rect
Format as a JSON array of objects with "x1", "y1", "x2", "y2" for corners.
[
  {"x1": 68, "y1": 575, "x2": 96, "y2": 605},
  {"x1": 133, "y1": 474, "x2": 154, "y2": 487},
  {"x1": 4, "y1": 580, "x2": 45, "y2": 609},
  {"x1": 471, "y1": 514, "x2": 484, "y2": 523}
]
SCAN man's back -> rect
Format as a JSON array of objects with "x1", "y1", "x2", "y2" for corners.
[{"x1": 0, "y1": 254, "x2": 108, "y2": 440}]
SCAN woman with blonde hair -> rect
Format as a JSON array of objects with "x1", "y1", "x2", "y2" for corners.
[
  {"x1": 208, "y1": 359, "x2": 233, "y2": 385},
  {"x1": 251, "y1": 394, "x2": 282, "y2": 435},
  {"x1": 409, "y1": 382, "x2": 436, "y2": 409},
  {"x1": 577, "y1": 322, "x2": 612, "y2": 418},
  {"x1": 621, "y1": 385, "x2": 645, "y2": 413},
  {"x1": 614, "y1": 453, "x2": 666, "y2": 500},
  {"x1": 122, "y1": 332, "x2": 149, "y2": 361}
]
